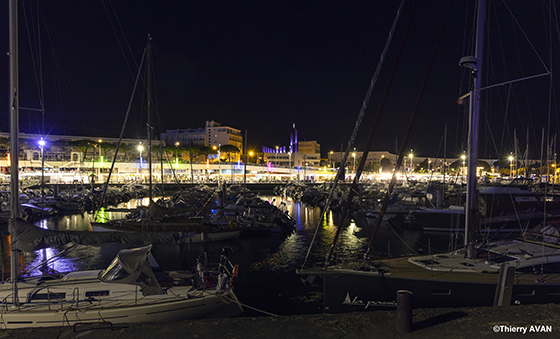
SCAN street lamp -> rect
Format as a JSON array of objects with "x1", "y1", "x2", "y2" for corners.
[
  {"x1": 509, "y1": 155, "x2": 514, "y2": 178},
  {"x1": 288, "y1": 151, "x2": 292, "y2": 181},
  {"x1": 352, "y1": 149, "x2": 356, "y2": 174},
  {"x1": 174, "y1": 142, "x2": 180, "y2": 167},
  {"x1": 38, "y1": 138, "x2": 45, "y2": 209},
  {"x1": 409, "y1": 152, "x2": 413, "y2": 172},
  {"x1": 138, "y1": 143, "x2": 144, "y2": 169},
  {"x1": 329, "y1": 151, "x2": 333, "y2": 168},
  {"x1": 461, "y1": 154, "x2": 466, "y2": 180}
]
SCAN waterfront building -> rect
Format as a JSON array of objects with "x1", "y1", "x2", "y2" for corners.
[
  {"x1": 205, "y1": 120, "x2": 243, "y2": 151},
  {"x1": 298, "y1": 140, "x2": 320, "y2": 154},
  {"x1": 160, "y1": 128, "x2": 206, "y2": 147},
  {"x1": 329, "y1": 150, "x2": 397, "y2": 172},
  {"x1": 262, "y1": 124, "x2": 322, "y2": 178},
  {"x1": 0, "y1": 132, "x2": 156, "y2": 163},
  {"x1": 160, "y1": 120, "x2": 243, "y2": 152}
]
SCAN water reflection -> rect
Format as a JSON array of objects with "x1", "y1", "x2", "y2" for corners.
[{"x1": 1, "y1": 195, "x2": 450, "y2": 285}]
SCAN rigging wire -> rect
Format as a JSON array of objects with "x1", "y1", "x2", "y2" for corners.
[
  {"x1": 363, "y1": 0, "x2": 453, "y2": 258},
  {"x1": 20, "y1": 1, "x2": 45, "y2": 136},
  {"x1": 324, "y1": 0, "x2": 427, "y2": 266},
  {"x1": 300, "y1": 0, "x2": 406, "y2": 269},
  {"x1": 93, "y1": 43, "x2": 148, "y2": 222},
  {"x1": 101, "y1": 0, "x2": 142, "y2": 81}
]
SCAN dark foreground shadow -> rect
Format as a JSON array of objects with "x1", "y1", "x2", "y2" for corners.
[{"x1": 413, "y1": 311, "x2": 468, "y2": 331}]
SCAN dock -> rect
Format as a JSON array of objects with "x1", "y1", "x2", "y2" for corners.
[{"x1": 4, "y1": 303, "x2": 558, "y2": 338}]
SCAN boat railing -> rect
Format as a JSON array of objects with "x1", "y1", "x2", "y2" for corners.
[
  {"x1": 523, "y1": 229, "x2": 560, "y2": 245},
  {"x1": 71, "y1": 287, "x2": 80, "y2": 309},
  {"x1": 1, "y1": 294, "x2": 12, "y2": 311}
]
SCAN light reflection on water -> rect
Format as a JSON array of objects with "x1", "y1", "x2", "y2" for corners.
[
  {"x1": 0, "y1": 194, "x2": 457, "y2": 316},
  {"x1": 2, "y1": 195, "x2": 449, "y2": 283}
]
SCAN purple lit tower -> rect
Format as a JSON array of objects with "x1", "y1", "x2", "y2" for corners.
[{"x1": 291, "y1": 123, "x2": 298, "y2": 153}]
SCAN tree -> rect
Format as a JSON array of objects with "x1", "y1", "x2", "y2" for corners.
[
  {"x1": 69, "y1": 140, "x2": 94, "y2": 161},
  {"x1": 181, "y1": 144, "x2": 204, "y2": 183},
  {"x1": 219, "y1": 145, "x2": 240, "y2": 162},
  {"x1": 116, "y1": 143, "x2": 135, "y2": 161},
  {"x1": 380, "y1": 157, "x2": 392, "y2": 172},
  {"x1": 199, "y1": 146, "x2": 216, "y2": 161},
  {"x1": 160, "y1": 146, "x2": 177, "y2": 163},
  {"x1": 97, "y1": 141, "x2": 117, "y2": 159},
  {"x1": 0, "y1": 137, "x2": 9, "y2": 154}
]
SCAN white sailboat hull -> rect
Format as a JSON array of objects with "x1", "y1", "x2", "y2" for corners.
[
  {"x1": 0, "y1": 293, "x2": 240, "y2": 329},
  {"x1": 0, "y1": 246, "x2": 243, "y2": 329}
]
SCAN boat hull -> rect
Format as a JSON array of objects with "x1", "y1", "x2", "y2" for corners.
[
  {"x1": 409, "y1": 208, "x2": 555, "y2": 233},
  {"x1": 0, "y1": 293, "x2": 241, "y2": 329},
  {"x1": 298, "y1": 263, "x2": 560, "y2": 313},
  {"x1": 91, "y1": 224, "x2": 242, "y2": 243}
]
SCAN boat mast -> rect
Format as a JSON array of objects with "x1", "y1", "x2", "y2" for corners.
[
  {"x1": 463, "y1": 0, "x2": 485, "y2": 257},
  {"x1": 9, "y1": 0, "x2": 20, "y2": 307},
  {"x1": 147, "y1": 35, "x2": 153, "y2": 202}
]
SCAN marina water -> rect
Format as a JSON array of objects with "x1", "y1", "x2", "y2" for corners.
[{"x1": 1, "y1": 195, "x2": 453, "y2": 316}]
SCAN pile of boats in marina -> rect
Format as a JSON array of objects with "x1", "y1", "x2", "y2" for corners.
[
  {"x1": 0, "y1": 183, "x2": 163, "y2": 223},
  {"x1": 277, "y1": 177, "x2": 560, "y2": 235},
  {"x1": 1, "y1": 181, "x2": 297, "y2": 240},
  {"x1": 0, "y1": 181, "x2": 294, "y2": 329},
  {"x1": 90, "y1": 183, "x2": 296, "y2": 241}
]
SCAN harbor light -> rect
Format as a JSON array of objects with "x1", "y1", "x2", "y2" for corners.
[
  {"x1": 138, "y1": 143, "x2": 143, "y2": 168},
  {"x1": 509, "y1": 155, "x2": 514, "y2": 178}
]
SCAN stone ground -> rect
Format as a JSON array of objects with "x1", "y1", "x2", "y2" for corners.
[{"x1": 1, "y1": 304, "x2": 559, "y2": 339}]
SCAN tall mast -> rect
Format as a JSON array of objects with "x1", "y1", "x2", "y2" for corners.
[
  {"x1": 147, "y1": 35, "x2": 153, "y2": 202},
  {"x1": 463, "y1": 0, "x2": 485, "y2": 257},
  {"x1": 9, "y1": 0, "x2": 20, "y2": 307}
]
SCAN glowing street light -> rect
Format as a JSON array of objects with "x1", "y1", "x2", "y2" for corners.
[
  {"x1": 461, "y1": 154, "x2": 466, "y2": 179},
  {"x1": 218, "y1": 144, "x2": 221, "y2": 182},
  {"x1": 409, "y1": 152, "x2": 413, "y2": 172},
  {"x1": 38, "y1": 138, "x2": 46, "y2": 205},
  {"x1": 509, "y1": 155, "x2": 514, "y2": 178},
  {"x1": 288, "y1": 151, "x2": 292, "y2": 180},
  {"x1": 138, "y1": 143, "x2": 144, "y2": 169}
]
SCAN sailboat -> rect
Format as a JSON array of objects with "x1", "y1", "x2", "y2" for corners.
[
  {"x1": 88, "y1": 36, "x2": 242, "y2": 243},
  {"x1": 2, "y1": 1, "x2": 242, "y2": 328},
  {"x1": 297, "y1": 0, "x2": 560, "y2": 313}
]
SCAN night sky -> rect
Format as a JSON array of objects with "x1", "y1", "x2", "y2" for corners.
[{"x1": 1, "y1": 1, "x2": 558, "y2": 160}]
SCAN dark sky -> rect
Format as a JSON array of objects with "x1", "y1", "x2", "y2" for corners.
[{"x1": 1, "y1": 1, "x2": 558, "y2": 160}]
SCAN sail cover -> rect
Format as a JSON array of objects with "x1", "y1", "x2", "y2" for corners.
[
  {"x1": 10, "y1": 218, "x2": 194, "y2": 252},
  {"x1": 99, "y1": 245, "x2": 164, "y2": 295}
]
